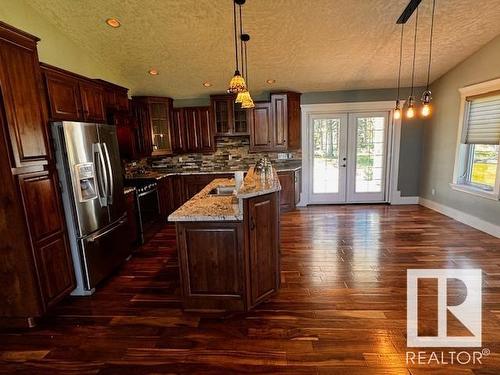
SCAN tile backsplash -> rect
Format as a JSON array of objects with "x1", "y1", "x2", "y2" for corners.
[{"x1": 124, "y1": 136, "x2": 302, "y2": 174}]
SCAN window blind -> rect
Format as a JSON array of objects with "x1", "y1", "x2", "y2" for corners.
[{"x1": 464, "y1": 93, "x2": 500, "y2": 145}]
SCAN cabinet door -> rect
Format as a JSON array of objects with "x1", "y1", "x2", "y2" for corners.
[
  {"x1": 132, "y1": 100, "x2": 153, "y2": 157},
  {"x1": 43, "y1": 70, "x2": 82, "y2": 121},
  {"x1": 79, "y1": 81, "x2": 106, "y2": 122},
  {"x1": 197, "y1": 107, "x2": 215, "y2": 152},
  {"x1": 0, "y1": 39, "x2": 49, "y2": 168},
  {"x1": 171, "y1": 107, "x2": 187, "y2": 154},
  {"x1": 247, "y1": 193, "x2": 279, "y2": 306},
  {"x1": 249, "y1": 102, "x2": 272, "y2": 151},
  {"x1": 277, "y1": 171, "x2": 295, "y2": 212},
  {"x1": 233, "y1": 102, "x2": 249, "y2": 135},
  {"x1": 184, "y1": 107, "x2": 200, "y2": 152},
  {"x1": 287, "y1": 93, "x2": 302, "y2": 150},
  {"x1": 150, "y1": 100, "x2": 172, "y2": 156},
  {"x1": 271, "y1": 94, "x2": 288, "y2": 150},
  {"x1": 211, "y1": 96, "x2": 233, "y2": 135},
  {"x1": 18, "y1": 170, "x2": 75, "y2": 308}
]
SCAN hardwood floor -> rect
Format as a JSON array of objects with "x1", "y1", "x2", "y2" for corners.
[{"x1": 1, "y1": 205, "x2": 500, "y2": 374}]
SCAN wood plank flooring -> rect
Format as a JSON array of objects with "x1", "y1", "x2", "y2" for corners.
[{"x1": 1, "y1": 205, "x2": 500, "y2": 374}]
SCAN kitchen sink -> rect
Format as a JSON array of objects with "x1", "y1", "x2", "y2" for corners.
[{"x1": 208, "y1": 186, "x2": 235, "y2": 196}]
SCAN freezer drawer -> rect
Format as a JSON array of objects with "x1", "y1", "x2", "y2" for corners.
[{"x1": 80, "y1": 215, "x2": 130, "y2": 289}]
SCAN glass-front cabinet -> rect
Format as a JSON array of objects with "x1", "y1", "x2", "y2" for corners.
[
  {"x1": 132, "y1": 96, "x2": 173, "y2": 156},
  {"x1": 210, "y1": 94, "x2": 250, "y2": 136}
]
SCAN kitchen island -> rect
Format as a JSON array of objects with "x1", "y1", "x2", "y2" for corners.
[{"x1": 168, "y1": 167, "x2": 281, "y2": 312}]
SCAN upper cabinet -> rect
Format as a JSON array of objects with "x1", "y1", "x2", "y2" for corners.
[
  {"x1": 172, "y1": 106, "x2": 215, "y2": 154},
  {"x1": 249, "y1": 92, "x2": 301, "y2": 152},
  {"x1": 0, "y1": 23, "x2": 49, "y2": 169},
  {"x1": 41, "y1": 64, "x2": 106, "y2": 123},
  {"x1": 210, "y1": 94, "x2": 250, "y2": 136},
  {"x1": 132, "y1": 96, "x2": 173, "y2": 157}
]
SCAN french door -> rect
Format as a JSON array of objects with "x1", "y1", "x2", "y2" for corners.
[{"x1": 309, "y1": 111, "x2": 390, "y2": 204}]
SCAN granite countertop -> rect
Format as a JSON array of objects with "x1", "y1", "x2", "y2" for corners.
[
  {"x1": 168, "y1": 178, "x2": 242, "y2": 222},
  {"x1": 168, "y1": 167, "x2": 281, "y2": 222}
]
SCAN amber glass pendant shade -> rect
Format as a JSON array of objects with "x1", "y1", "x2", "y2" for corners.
[{"x1": 227, "y1": 71, "x2": 247, "y2": 94}]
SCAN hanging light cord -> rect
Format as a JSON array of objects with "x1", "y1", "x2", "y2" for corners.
[
  {"x1": 233, "y1": 1, "x2": 239, "y2": 72},
  {"x1": 244, "y1": 40, "x2": 249, "y2": 87},
  {"x1": 425, "y1": 0, "x2": 436, "y2": 90},
  {"x1": 396, "y1": 24, "x2": 404, "y2": 101},
  {"x1": 410, "y1": 7, "x2": 419, "y2": 98},
  {"x1": 239, "y1": 3, "x2": 244, "y2": 78}
]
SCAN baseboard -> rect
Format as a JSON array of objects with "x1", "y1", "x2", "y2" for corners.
[{"x1": 419, "y1": 197, "x2": 500, "y2": 238}]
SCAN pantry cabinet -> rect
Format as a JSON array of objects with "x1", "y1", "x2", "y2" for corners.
[{"x1": 0, "y1": 21, "x2": 75, "y2": 327}]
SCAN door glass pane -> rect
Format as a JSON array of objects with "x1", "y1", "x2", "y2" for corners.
[
  {"x1": 355, "y1": 117, "x2": 385, "y2": 193},
  {"x1": 313, "y1": 118, "x2": 340, "y2": 193}
]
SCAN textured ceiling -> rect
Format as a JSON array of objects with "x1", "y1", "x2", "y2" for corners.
[{"x1": 28, "y1": 0, "x2": 500, "y2": 99}]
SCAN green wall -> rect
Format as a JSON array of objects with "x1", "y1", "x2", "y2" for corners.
[
  {"x1": 302, "y1": 87, "x2": 426, "y2": 197},
  {"x1": 420, "y1": 34, "x2": 500, "y2": 225},
  {"x1": 0, "y1": 0, "x2": 130, "y2": 89}
]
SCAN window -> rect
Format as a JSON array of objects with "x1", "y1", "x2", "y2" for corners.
[{"x1": 452, "y1": 79, "x2": 500, "y2": 199}]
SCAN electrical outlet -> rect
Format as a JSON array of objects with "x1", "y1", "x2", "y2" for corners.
[
  {"x1": 431, "y1": 188, "x2": 436, "y2": 196},
  {"x1": 178, "y1": 156, "x2": 183, "y2": 162},
  {"x1": 228, "y1": 155, "x2": 233, "y2": 161}
]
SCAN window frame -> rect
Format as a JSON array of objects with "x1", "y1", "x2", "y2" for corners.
[{"x1": 451, "y1": 78, "x2": 500, "y2": 201}]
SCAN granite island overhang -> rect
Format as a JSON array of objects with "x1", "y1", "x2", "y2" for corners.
[{"x1": 168, "y1": 167, "x2": 281, "y2": 312}]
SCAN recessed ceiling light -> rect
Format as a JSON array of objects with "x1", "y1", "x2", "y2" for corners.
[
  {"x1": 148, "y1": 69, "x2": 159, "y2": 76},
  {"x1": 266, "y1": 79, "x2": 276, "y2": 84},
  {"x1": 105, "y1": 18, "x2": 121, "y2": 28},
  {"x1": 203, "y1": 82, "x2": 212, "y2": 87}
]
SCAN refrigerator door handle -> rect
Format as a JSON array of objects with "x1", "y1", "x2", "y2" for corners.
[
  {"x1": 87, "y1": 216, "x2": 127, "y2": 243},
  {"x1": 93, "y1": 142, "x2": 108, "y2": 207},
  {"x1": 102, "y1": 142, "x2": 114, "y2": 205}
]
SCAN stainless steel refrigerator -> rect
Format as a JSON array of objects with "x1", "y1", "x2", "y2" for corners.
[{"x1": 52, "y1": 121, "x2": 130, "y2": 295}]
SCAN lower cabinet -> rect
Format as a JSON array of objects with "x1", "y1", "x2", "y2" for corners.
[
  {"x1": 17, "y1": 171, "x2": 75, "y2": 309},
  {"x1": 277, "y1": 169, "x2": 302, "y2": 212},
  {"x1": 174, "y1": 192, "x2": 280, "y2": 312}
]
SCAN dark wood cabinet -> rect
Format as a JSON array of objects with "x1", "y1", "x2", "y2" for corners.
[
  {"x1": 43, "y1": 69, "x2": 82, "y2": 121},
  {"x1": 174, "y1": 191, "x2": 280, "y2": 312},
  {"x1": 249, "y1": 102, "x2": 272, "y2": 151},
  {"x1": 97, "y1": 79, "x2": 129, "y2": 113},
  {"x1": 0, "y1": 27, "x2": 49, "y2": 169},
  {"x1": 172, "y1": 106, "x2": 215, "y2": 154},
  {"x1": 277, "y1": 169, "x2": 302, "y2": 212},
  {"x1": 0, "y1": 22, "x2": 75, "y2": 327},
  {"x1": 246, "y1": 192, "x2": 280, "y2": 307},
  {"x1": 42, "y1": 64, "x2": 106, "y2": 123},
  {"x1": 210, "y1": 94, "x2": 250, "y2": 136},
  {"x1": 79, "y1": 80, "x2": 105, "y2": 122},
  {"x1": 171, "y1": 108, "x2": 187, "y2": 154},
  {"x1": 249, "y1": 92, "x2": 301, "y2": 152},
  {"x1": 132, "y1": 96, "x2": 173, "y2": 157}
]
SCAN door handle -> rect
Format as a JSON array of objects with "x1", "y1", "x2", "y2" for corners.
[
  {"x1": 93, "y1": 143, "x2": 108, "y2": 207},
  {"x1": 87, "y1": 217, "x2": 127, "y2": 242},
  {"x1": 102, "y1": 142, "x2": 114, "y2": 204},
  {"x1": 250, "y1": 216, "x2": 256, "y2": 231}
]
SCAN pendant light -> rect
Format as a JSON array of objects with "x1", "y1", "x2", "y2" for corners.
[
  {"x1": 394, "y1": 24, "x2": 404, "y2": 120},
  {"x1": 406, "y1": 7, "x2": 419, "y2": 119},
  {"x1": 421, "y1": 0, "x2": 436, "y2": 117},
  {"x1": 227, "y1": 0, "x2": 247, "y2": 94}
]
